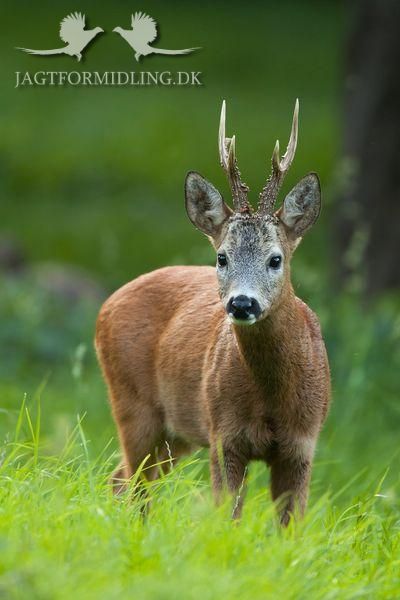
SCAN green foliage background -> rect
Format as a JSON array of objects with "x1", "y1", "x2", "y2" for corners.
[
  {"x1": 0, "y1": 1, "x2": 400, "y2": 598},
  {"x1": 2, "y1": 0, "x2": 340, "y2": 284}
]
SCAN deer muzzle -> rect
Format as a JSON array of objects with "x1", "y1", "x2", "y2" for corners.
[{"x1": 227, "y1": 295, "x2": 261, "y2": 325}]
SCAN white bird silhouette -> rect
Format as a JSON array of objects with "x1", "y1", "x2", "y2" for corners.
[
  {"x1": 16, "y1": 12, "x2": 104, "y2": 61},
  {"x1": 113, "y1": 12, "x2": 200, "y2": 62}
]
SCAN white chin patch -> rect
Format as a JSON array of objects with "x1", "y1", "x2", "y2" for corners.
[{"x1": 228, "y1": 313, "x2": 257, "y2": 326}]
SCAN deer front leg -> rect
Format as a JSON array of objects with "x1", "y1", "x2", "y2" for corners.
[
  {"x1": 270, "y1": 437, "x2": 315, "y2": 526},
  {"x1": 210, "y1": 443, "x2": 248, "y2": 519}
]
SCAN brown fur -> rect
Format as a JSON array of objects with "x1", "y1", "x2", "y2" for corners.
[{"x1": 96, "y1": 264, "x2": 330, "y2": 525}]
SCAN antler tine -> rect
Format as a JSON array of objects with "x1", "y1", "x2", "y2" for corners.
[
  {"x1": 218, "y1": 100, "x2": 251, "y2": 213},
  {"x1": 218, "y1": 100, "x2": 229, "y2": 171},
  {"x1": 258, "y1": 99, "x2": 299, "y2": 214}
]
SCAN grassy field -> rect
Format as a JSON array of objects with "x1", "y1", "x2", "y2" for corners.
[
  {"x1": 1, "y1": 285, "x2": 399, "y2": 599},
  {"x1": 1, "y1": 1, "x2": 400, "y2": 598},
  {"x1": 0, "y1": 421, "x2": 399, "y2": 600}
]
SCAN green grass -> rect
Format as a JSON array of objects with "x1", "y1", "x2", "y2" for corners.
[{"x1": 0, "y1": 394, "x2": 399, "y2": 600}]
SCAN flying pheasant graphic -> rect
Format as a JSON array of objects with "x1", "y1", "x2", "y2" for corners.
[
  {"x1": 113, "y1": 12, "x2": 200, "y2": 61},
  {"x1": 16, "y1": 12, "x2": 103, "y2": 61}
]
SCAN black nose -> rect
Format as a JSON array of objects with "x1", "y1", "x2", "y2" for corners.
[{"x1": 227, "y1": 295, "x2": 261, "y2": 321}]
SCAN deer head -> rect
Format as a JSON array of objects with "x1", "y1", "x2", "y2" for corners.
[{"x1": 185, "y1": 100, "x2": 321, "y2": 325}]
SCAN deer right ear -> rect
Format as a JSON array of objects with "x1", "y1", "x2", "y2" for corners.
[{"x1": 185, "y1": 171, "x2": 232, "y2": 240}]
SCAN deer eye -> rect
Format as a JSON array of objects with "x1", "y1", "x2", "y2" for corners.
[
  {"x1": 269, "y1": 255, "x2": 282, "y2": 270},
  {"x1": 217, "y1": 253, "x2": 227, "y2": 267}
]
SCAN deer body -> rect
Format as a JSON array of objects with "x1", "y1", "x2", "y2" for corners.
[{"x1": 96, "y1": 101, "x2": 330, "y2": 524}]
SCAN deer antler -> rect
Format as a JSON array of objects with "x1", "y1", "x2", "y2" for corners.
[
  {"x1": 218, "y1": 100, "x2": 252, "y2": 213},
  {"x1": 258, "y1": 99, "x2": 299, "y2": 215}
]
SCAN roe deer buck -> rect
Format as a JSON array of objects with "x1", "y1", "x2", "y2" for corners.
[{"x1": 95, "y1": 100, "x2": 330, "y2": 525}]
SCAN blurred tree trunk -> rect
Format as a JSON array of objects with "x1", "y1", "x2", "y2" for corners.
[{"x1": 335, "y1": 0, "x2": 400, "y2": 294}]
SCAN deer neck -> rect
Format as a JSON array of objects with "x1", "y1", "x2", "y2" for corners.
[{"x1": 232, "y1": 284, "x2": 302, "y2": 397}]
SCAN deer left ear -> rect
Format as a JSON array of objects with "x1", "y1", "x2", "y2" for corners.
[{"x1": 277, "y1": 173, "x2": 321, "y2": 239}]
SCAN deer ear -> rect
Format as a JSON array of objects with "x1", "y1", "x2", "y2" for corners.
[
  {"x1": 277, "y1": 173, "x2": 321, "y2": 239},
  {"x1": 185, "y1": 171, "x2": 232, "y2": 239}
]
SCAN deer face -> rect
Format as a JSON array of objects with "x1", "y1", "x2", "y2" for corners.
[
  {"x1": 185, "y1": 172, "x2": 320, "y2": 324},
  {"x1": 215, "y1": 214, "x2": 288, "y2": 323},
  {"x1": 185, "y1": 99, "x2": 321, "y2": 324}
]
